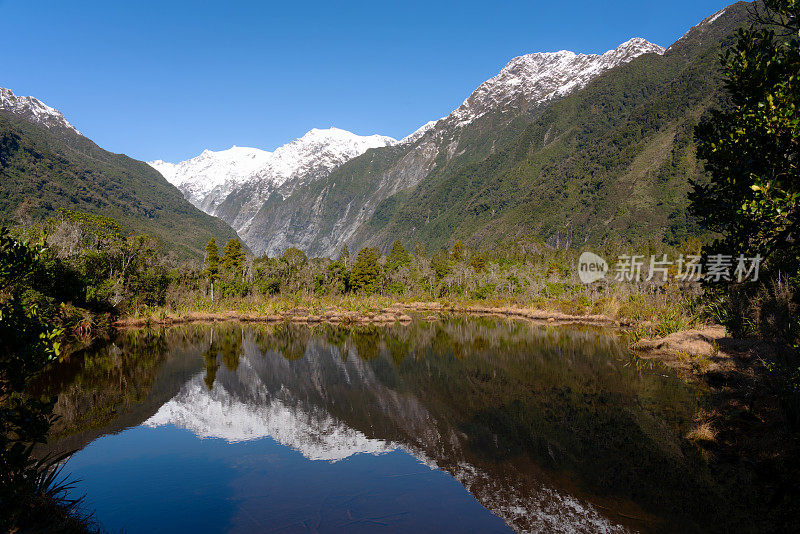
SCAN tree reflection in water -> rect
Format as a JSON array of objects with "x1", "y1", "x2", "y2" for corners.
[{"x1": 35, "y1": 318, "x2": 756, "y2": 532}]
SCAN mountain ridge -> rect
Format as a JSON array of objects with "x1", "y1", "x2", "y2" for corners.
[
  {"x1": 153, "y1": 35, "x2": 666, "y2": 256},
  {"x1": 0, "y1": 87, "x2": 80, "y2": 135},
  {"x1": 247, "y1": 1, "x2": 750, "y2": 256},
  {"x1": 148, "y1": 127, "x2": 397, "y2": 243},
  {"x1": 0, "y1": 88, "x2": 240, "y2": 258}
]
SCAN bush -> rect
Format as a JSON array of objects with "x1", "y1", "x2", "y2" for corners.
[
  {"x1": 256, "y1": 278, "x2": 281, "y2": 296},
  {"x1": 752, "y1": 280, "x2": 797, "y2": 344},
  {"x1": 471, "y1": 284, "x2": 496, "y2": 300},
  {"x1": 706, "y1": 281, "x2": 798, "y2": 344},
  {"x1": 217, "y1": 279, "x2": 250, "y2": 299},
  {"x1": 386, "y1": 281, "x2": 405, "y2": 295}
]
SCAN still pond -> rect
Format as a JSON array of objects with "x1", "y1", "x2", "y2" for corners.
[{"x1": 36, "y1": 317, "x2": 735, "y2": 533}]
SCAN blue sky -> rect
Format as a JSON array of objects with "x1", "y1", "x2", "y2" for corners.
[{"x1": 0, "y1": 0, "x2": 733, "y2": 162}]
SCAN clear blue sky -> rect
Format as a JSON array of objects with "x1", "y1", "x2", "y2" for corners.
[{"x1": 0, "y1": 0, "x2": 734, "y2": 162}]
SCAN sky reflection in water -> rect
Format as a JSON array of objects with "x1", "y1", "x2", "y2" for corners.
[{"x1": 42, "y1": 318, "x2": 706, "y2": 533}]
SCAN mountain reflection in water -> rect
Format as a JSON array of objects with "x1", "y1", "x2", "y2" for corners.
[{"x1": 38, "y1": 318, "x2": 714, "y2": 533}]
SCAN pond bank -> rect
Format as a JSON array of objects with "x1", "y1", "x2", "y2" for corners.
[{"x1": 113, "y1": 301, "x2": 619, "y2": 328}]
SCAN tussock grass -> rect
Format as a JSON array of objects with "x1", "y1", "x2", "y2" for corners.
[
  {"x1": 687, "y1": 422, "x2": 718, "y2": 445},
  {"x1": 135, "y1": 282, "x2": 703, "y2": 335}
]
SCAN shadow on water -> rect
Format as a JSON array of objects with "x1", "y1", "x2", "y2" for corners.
[{"x1": 33, "y1": 317, "x2": 754, "y2": 533}]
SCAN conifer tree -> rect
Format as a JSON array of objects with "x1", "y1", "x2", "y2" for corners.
[
  {"x1": 222, "y1": 239, "x2": 245, "y2": 279},
  {"x1": 204, "y1": 238, "x2": 219, "y2": 301},
  {"x1": 350, "y1": 247, "x2": 381, "y2": 294},
  {"x1": 386, "y1": 240, "x2": 411, "y2": 271}
]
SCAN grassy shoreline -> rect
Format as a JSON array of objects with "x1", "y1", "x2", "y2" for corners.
[
  {"x1": 113, "y1": 293, "x2": 723, "y2": 376},
  {"x1": 114, "y1": 299, "x2": 621, "y2": 328},
  {"x1": 117, "y1": 288, "x2": 697, "y2": 327},
  {"x1": 112, "y1": 295, "x2": 790, "y2": 417}
]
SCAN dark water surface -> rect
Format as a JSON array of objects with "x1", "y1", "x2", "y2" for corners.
[{"x1": 37, "y1": 318, "x2": 721, "y2": 533}]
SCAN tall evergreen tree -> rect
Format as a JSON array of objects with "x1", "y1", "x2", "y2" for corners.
[
  {"x1": 350, "y1": 247, "x2": 381, "y2": 294},
  {"x1": 386, "y1": 240, "x2": 411, "y2": 271},
  {"x1": 204, "y1": 238, "x2": 219, "y2": 301},
  {"x1": 221, "y1": 239, "x2": 245, "y2": 278}
]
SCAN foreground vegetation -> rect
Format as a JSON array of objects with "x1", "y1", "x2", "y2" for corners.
[{"x1": 0, "y1": 228, "x2": 99, "y2": 532}]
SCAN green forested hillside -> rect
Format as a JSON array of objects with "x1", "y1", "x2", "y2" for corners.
[
  {"x1": 0, "y1": 113, "x2": 239, "y2": 258},
  {"x1": 359, "y1": 2, "x2": 751, "y2": 252}
]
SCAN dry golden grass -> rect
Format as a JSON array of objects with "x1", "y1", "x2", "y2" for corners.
[
  {"x1": 129, "y1": 277, "x2": 705, "y2": 336},
  {"x1": 687, "y1": 422, "x2": 718, "y2": 445}
]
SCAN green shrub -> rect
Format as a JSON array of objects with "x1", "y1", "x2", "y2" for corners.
[
  {"x1": 752, "y1": 280, "x2": 798, "y2": 344},
  {"x1": 217, "y1": 279, "x2": 250, "y2": 299}
]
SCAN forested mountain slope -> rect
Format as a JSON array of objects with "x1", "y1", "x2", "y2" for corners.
[
  {"x1": 357, "y1": 2, "x2": 750, "y2": 251},
  {"x1": 236, "y1": 38, "x2": 667, "y2": 256},
  {"x1": 0, "y1": 91, "x2": 239, "y2": 258}
]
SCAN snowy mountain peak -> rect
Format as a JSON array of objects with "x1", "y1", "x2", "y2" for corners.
[
  {"x1": 405, "y1": 37, "x2": 664, "y2": 139},
  {"x1": 281, "y1": 126, "x2": 396, "y2": 156},
  {"x1": 149, "y1": 127, "x2": 396, "y2": 224},
  {"x1": 0, "y1": 87, "x2": 80, "y2": 134},
  {"x1": 612, "y1": 37, "x2": 666, "y2": 57},
  {"x1": 150, "y1": 145, "x2": 272, "y2": 191}
]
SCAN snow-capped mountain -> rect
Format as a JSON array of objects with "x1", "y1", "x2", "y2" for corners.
[
  {"x1": 149, "y1": 127, "x2": 396, "y2": 240},
  {"x1": 145, "y1": 374, "x2": 396, "y2": 461},
  {"x1": 229, "y1": 36, "x2": 666, "y2": 256},
  {"x1": 150, "y1": 146, "x2": 275, "y2": 211},
  {"x1": 404, "y1": 37, "x2": 664, "y2": 140},
  {"x1": 0, "y1": 87, "x2": 80, "y2": 134},
  {"x1": 150, "y1": 38, "x2": 663, "y2": 256}
]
